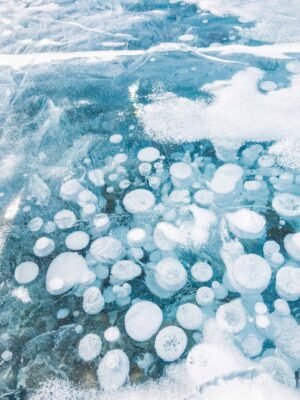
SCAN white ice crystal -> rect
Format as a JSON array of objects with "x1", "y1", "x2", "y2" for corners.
[
  {"x1": 46, "y1": 252, "x2": 90, "y2": 295},
  {"x1": 97, "y1": 349, "x2": 129, "y2": 391},
  {"x1": 14, "y1": 261, "x2": 39, "y2": 284},
  {"x1": 226, "y1": 209, "x2": 266, "y2": 239},
  {"x1": 89, "y1": 236, "x2": 124, "y2": 264},
  {"x1": 78, "y1": 333, "x2": 102, "y2": 362},
  {"x1": 176, "y1": 303, "x2": 203, "y2": 330},
  {"x1": 65, "y1": 231, "x2": 90, "y2": 251},
  {"x1": 123, "y1": 189, "x2": 155, "y2": 214},
  {"x1": 125, "y1": 300, "x2": 163, "y2": 342},
  {"x1": 155, "y1": 326, "x2": 187, "y2": 362}
]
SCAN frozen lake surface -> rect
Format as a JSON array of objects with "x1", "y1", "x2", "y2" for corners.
[{"x1": 0, "y1": 1, "x2": 299, "y2": 399}]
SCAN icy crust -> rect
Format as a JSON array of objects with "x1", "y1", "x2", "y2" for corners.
[
  {"x1": 9, "y1": 139, "x2": 300, "y2": 396},
  {"x1": 180, "y1": 0, "x2": 300, "y2": 43},
  {"x1": 139, "y1": 68, "x2": 300, "y2": 170},
  {"x1": 29, "y1": 371, "x2": 300, "y2": 400}
]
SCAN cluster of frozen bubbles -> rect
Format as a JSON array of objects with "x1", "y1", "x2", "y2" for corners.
[{"x1": 8, "y1": 134, "x2": 300, "y2": 393}]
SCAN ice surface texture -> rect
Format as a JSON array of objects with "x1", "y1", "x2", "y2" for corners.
[{"x1": 0, "y1": 0, "x2": 299, "y2": 399}]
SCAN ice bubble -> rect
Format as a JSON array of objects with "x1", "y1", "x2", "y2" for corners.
[
  {"x1": 138, "y1": 162, "x2": 152, "y2": 177},
  {"x1": 93, "y1": 264, "x2": 109, "y2": 280},
  {"x1": 196, "y1": 286, "x2": 215, "y2": 306},
  {"x1": 110, "y1": 260, "x2": 142, "y2": 283},
  {"x1": 169, "y1": 162, "x2": 193, "y2": 188},
  {"x1": 114, "y1": 153, "x2": 128, "y2": 164},
  {"x1": 127, "y1": 228, "x2": 147, "y2": 247},
  {"x1": 272, "y1": 192, "x2": 300, "y2": 219},
  {"x1": 56, "y1": 308, "x2": 70, "y2": 319},
  {"x1": 137, "y1": 147, "x2": 160, "y2": 163},
  {"x1": 276, "y1": 265, "x2": 300, "y2": 301},
  {"x1": 284, "y1": 232, "x2": 300, "y2": 262},
  {"x1": 28, "y1": 217, "x2": 43, "y2": 232},
  {"x1": 211, "y1": 281, "x2": 228, "y2": 299},
  {"x1": 119, "y1": 179, "x2": 131, "y2": 189},
  {"x1": 125, "y1": 300, "x2": 163, "y2": 342},
  {"x1": 78, "y1": 190, "x2": 97, "y2": 206},
  {"x1": 149, "y1": 175, "x2": 161, "y2": 190},
  {"x1": 260, "y1": 356, "x2": 295, "y2": 387},
  {"x1": 228, "y1": 254, "x2": 272, "y2": 295},
  {"x1": 169, "y1": 189, "x2": 190, "y2": 204},
  {"x1": 43, "y1": 221, "x2": 56, "y2": 234},
  {"x1": 259, "y1": 81, "x2": 278, "y2": 91},
  {"x1": 108, "y1": 173, "x2": 118, "y2": 182},
  {"x1": 33, "y1": 237, "x2": 55, "y2": 257},
  {"x1": 263, "y1": 240, "x2": 280, "y2": 258},
  {"x1": 154, "y1": 257, "x2": 187, "y2": 292},
  {"x1": 78, "y1": 333, "x2": 102, "y2": 362},
  {"x1": 14, "y1": 261, "x2": 39, "y2": 284},
  {"x1": 193, "y1": 189, "x2": 214, "y2": 206},
  {"x1": 186, "y1": 343, "x2": 240, "y2": 385},
  {"x1": 182, "y1": 206, "x2": 217, "y2": 250},
  {"x1": 109, "y1": 134, "x2": 123, "y2": 144},
  {"x1": 209, "y1": 164, "x2": 243, "y2": 195},
  {"x1": 1, "y1": 350, "x2": 13, "y2": 362},
  {"x1": 113, "y1": 283, "x2": 131, "y2": 303},
  {"x1": 89, "y1": 236, "x2": 123, "y2": 264},
  {"x1": 255, "y1": 315, "x2": 270, "y2": 329},
  {"x1": 254, "y1": 302, "x2": 268, "y2": 315},
  {"x1": 179, "y1": 34, "x2": 194, "y2": 41},
  {"x1": 60, "y1": 179, "x2": 84, "y2": 202},
  {"x1": 97, "y1": 349, "x2": 129, "y2": 391},
  {"x1": 81, "y1": 203, "x2": 96, "y2": 219},
  {"x1": 54, "y1": 209, "x2": 76, "y2": 229},
  {"x1": 270, "y1": 252, "x2": 285, "y2": 268},
  {"x1": 46, "y1": 252, "x2": 90, "y2": 295},
  {"x1": 154, "y1": 326, "x2": 187, "y2": 362},
  {"x1": 92, "y1": 214, "x2": 110, "y2": 232},
  {"x1": 191, "y1": 261, "x2": 213, "y2": 283},
  {"x1": 65, "y1": 231, "x2": 90, "y2": 251},
  {"x1": 273, "y1": 299, "x2": 290, "y2": 316},
  {"x1": 75, "y1": 325, "x2": 83, "y2": 334},
  {"x1": 104, "y1": 327, "x2": 121, "y2": 343},
  {"x1": 83, "y1": 287, "x2": 105, "y2": 315},
  {"x1": 216, "y1": 299, "x2": 247, "y2": 333},
  {"x1": 153, "y1": 222, "x2": 179, "y2": 251},
  {"x1": 241, "y1": 334, "x2": 263, "y2": 357},
  {"x1": 226, "y1": 209, "x2": 266, "y2": 239},
  {"x1": 286, "y1": 61, "x2": 300, "y2": 74},
  {"x1": 176, "y1": 303, "x2": 203, "y2": 330},
  {"x1": 88, "y1": 169, "x2": 105, "y2": 187},
  {"x1": 123, "y1": 189, "x2": 155, "y2": 214},
  {"x1": 258, "y1": 154, "x2": 275, "y2": 169}
]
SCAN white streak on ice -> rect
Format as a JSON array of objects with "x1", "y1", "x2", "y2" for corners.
[{"x1": 0, "y1": 42, "x2": 300, "y2": 68}]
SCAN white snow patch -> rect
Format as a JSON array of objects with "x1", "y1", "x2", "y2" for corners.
[
  {"x1": 181, "y1": 0, "x2": 300, "y2": 42},
  {"x1": 139, "y1": 67, "x2": 300, "y2": 146}
]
